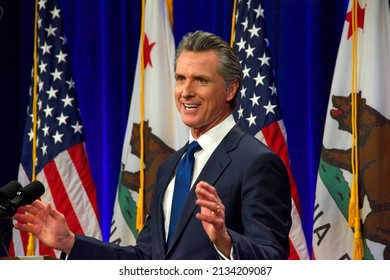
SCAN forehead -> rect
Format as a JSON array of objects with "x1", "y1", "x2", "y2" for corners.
[{"x1": 176, "y1": 50, "x2": 219, "y2": 74}]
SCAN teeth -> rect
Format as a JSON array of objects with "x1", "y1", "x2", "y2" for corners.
[{"x1": 184, "y1": 104, "x2": 198, "y2": 110}]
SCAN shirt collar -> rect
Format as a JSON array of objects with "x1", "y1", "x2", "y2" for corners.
[{"x1": 188, "y1": 114, "x2": 236, "y2": 156}]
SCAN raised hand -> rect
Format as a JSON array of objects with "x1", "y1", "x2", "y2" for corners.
[
  {"x1": 194, "y1": 181, "x2": 231, "y2": 258},
  {"x1": 13, "y1": 200, "x2": 75, "y2": 254}
]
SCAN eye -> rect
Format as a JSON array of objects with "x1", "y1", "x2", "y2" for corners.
[
  {"x1": 175, "y1": 75, "x2": 185, "y2": 82},
  {"x1": 196, "y1": 77, "x2": 207, "y2": 84}
]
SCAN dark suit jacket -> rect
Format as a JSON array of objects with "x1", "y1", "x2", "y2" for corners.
[{"x1": 68, "y1": 125, "x2": 292, "y2": 259}]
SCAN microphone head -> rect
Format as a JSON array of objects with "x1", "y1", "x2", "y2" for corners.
[
  {"x1": 0, "y1": 180, "x2": 22, "y2": 199},
  {"x1": 0, "y1": 181, "x2": 45, "y2": 219},
  {"x1": 17, "y1": 181, "x2": 45, "y2": 205}
]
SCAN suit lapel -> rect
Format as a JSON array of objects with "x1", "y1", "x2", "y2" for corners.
[{"x1": 166, "y1": 125, "x2": 244, "y2": 253}]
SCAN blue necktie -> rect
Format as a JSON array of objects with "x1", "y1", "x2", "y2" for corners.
[{"x1": 167, "y1": 141, "x2": 201, "y2": 246}]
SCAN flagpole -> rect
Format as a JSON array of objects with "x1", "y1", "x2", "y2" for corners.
[
  {"x1": 230, "y1": 0, "x2": 238, "y2": 48},
  {"x1": 136, "y1": 0, "x2": 146, "y2": 232},
  {"x1": 166, "y1": 0, "x2": 173, "y2": 28},
  {"x1": 26, "y1": 0, "x2": 40, "y2": 257}
]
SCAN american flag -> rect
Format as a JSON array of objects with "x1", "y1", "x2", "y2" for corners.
[
  {"x1": 232, "y1": 0, "x2": 309, "y2": 260},
  {"x1": 10, "y1": 0, "x2": 101, "y2": 257}
]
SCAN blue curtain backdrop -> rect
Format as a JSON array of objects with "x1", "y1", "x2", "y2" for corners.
[{"x1": 0, "y1": 0, "x2": 349, "y2": 256}]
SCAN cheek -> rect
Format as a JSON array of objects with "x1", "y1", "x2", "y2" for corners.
[
  {"x1": 213, "y1": 91, "x2": 229, "y2": 105},
  {"x1": 174, "y1": 88, "x2": 180, "y2": 100},
  {"x1": 174, "y1": 91, "x2": 182, "y2": 110}
]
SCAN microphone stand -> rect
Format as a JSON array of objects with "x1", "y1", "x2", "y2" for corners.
[{"x1": 0, "y1": 218, "x2": 12, "y2": 257}]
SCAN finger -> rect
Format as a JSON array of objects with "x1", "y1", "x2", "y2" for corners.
[
  {"x1": 196, "y1": 201, "x2": 225, "y2": 220},
  {"x1": 196, "y1": 199, "x2": 224, "y2": 212},
  {"x1": 196, "y1": 181, "x2": 218, "y2": 194},
  {"x1": 13, "y1": 212, "x2": 28, "y2": 223},
  {"x1": 31, "y1": 199, "x2": 45, "y2": 208},
  {"x1": 13, "y1": 201, "x2": 50, "y2": 222},
  {"x1": 14, "y1": 222, "x2": 36, "y2": 234},
  {"x1": 16, "y1": 200, "x2": 46, "y2": 215},
  {"x1": 196, "y1": 211, "x2": 225, "y2": 224},
  {"x1": 48, "y1": 206, "x2": 64, "y2": 220},
  {"x1": 13, "y1": 212, "x2": 35, "y2": 224},
  {"x1": 213, "y1": 205, "x2": 222, "y2": 215},
  {"x1": 195, "y1": 185, "x2": 220, "y2": 203},
  {"x1": 13, "y1": 221, "x2": 32, "y2": 230},
  {"x1": 17, "y1": 204, "x2": 38, "y2": 216}
]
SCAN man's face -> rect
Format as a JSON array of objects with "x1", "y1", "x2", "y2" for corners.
[{"x1": 174, "y1": 50, "x2": 235, "y2": 138}]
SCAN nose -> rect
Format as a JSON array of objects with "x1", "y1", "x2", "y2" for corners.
[{"x1": 180, "y1": 81, "x2": 195, "y2": 98}]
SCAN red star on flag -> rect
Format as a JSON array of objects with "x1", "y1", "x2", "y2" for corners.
[
  {"x1": 345, "y1": 2, "x2": 366, "y2": 39},
  {"x1": 143, "y1": 34, "x2": 156, "y2": 68}
]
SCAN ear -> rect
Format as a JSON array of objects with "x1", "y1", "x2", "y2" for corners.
[{"x1": 226, "y1": 79, "x2": 239, "y2": 102}]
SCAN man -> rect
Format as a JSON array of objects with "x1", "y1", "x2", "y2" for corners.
[{"x1": 13, "y1": 31, "x2": 292, "y2": 259}]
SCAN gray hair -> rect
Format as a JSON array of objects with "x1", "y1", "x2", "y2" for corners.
[{"x1": 174, "y1": 31, "x2": 243, "y2": 110}]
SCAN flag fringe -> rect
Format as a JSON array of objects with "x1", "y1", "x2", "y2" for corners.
[
  {"x1": 348, "y1": 180, "x2": 357, "y2": 227},
  {"x1": 353, "y1": 217, "x2": 364, "y2": 260}
]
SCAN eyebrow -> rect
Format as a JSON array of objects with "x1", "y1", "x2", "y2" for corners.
[{"x1": 175, "y1": 72, "x2": 210, "y2": 80}]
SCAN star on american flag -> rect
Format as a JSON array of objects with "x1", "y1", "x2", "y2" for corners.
[
  {"x1": 21, "y1": 0, "x2": 85, "y2": 173},
  {"x1": 232, "y1": 0, "x2": 282, "y2": 135}
]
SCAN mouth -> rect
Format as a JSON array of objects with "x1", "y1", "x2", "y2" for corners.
[
  {"x1": 183, "y1": 103, "x2": 200, "y2": 110},
  {"x1": 330, "y1": 108, "x2": 343, "y2": 117}
]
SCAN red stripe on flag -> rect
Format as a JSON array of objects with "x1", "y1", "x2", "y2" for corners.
[
  {"x1": 288, "y1": 238, "x2": 299, "y2": 260},
  {"x1": 67, "y1": 143, "x2": 100, "y2": 219},
  {"x1": 262, "y1": 122, "x2": 301, "y2": 214},
  {"x1": 43, "y1": 160, "x2": 84, "y2": 235},
  {"x1": 9, "y1": 227, "x2": 29, "y2": 256},
  {"x1": 262, "y1": 121, "x2": 304, "y2": 259},
  {"x1": 8, "y1": 238, "x2": 16, "y2": 256}
]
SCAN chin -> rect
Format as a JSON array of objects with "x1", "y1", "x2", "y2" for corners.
[{"x1": 182, "y1": 119, "x2": 198, "y2": 128}]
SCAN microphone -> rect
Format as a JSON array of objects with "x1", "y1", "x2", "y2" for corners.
[
  {"x1": 0, "y1": 181, "x2": 23, "y2": 200},
  {"x1": 0, "y1": 181, "x2": 45, "y2": 218}
]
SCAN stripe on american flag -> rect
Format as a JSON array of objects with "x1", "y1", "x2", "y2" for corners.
[{"x1": 67, "y1": 144, "x2": 100, "y2": 215}]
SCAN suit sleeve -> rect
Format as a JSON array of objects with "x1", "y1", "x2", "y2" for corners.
[
  {"x1": 67, "y1": 216, "x2": 153, "y2": 260},
  {"x1": 228, "y1": 150, "x2": 292, "y2": 260}
]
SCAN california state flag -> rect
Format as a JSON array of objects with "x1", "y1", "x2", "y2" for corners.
[
  {"x1": 313, "y1": 0, "x2": 390, "y2": 259},
  {"x1": 109, "y1": 0, "x2": 187, "y2": 246}
]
